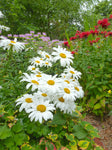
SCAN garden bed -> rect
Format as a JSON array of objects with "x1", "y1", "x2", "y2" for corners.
[{"x1": 84, "y1": 114, "x2": 112, "y2": 150}]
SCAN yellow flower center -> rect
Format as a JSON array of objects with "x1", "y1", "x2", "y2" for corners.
[
  {"x1": 64, "y1": 80, "x2": 70, "y2": 84},
  {"x1": 35, "y1": 60, "x2": 40, "y2": 63},
  {"x1": 32, "y1": 67, "x2": 35, "y2": 70},
  {"x1": 45, "y1": 55, "x2": 50, "y2": 58},
  {"x1": 11, "y1": 41, "x2": 16, "y2": 43},
  {"x1": 75, "y1": 87, "x2": 79, "y2": 91},
  {"x1": 40, "y1": 58, "x2": 43, "y2": 60},
  {"x1": 60, "y1": 53, "x2": 66, "y2": 58},
  {"x1": 64, "y1": 88, "x2": 70, "y2": 94},
  {"x1": 31, "y1": 80, "x2": 39, "y2": 85},
  {"x1": 45, "y1": 62, "x2": 49, "y2": 65},
  {"x1": 58, "y1": 97, "x2": 65, "y2": 102},
  {"x1": 37, "y1": 105, "x2": 46, "y2": 112},
  {"x1": 41, "y1": 93, "x2": 47, "y2": 97},
  {"x1": 25, "y1": 98, "x2": 33, "y2": 103},
  {"x1": 70, "y1": 70, "x2": 75, "y2": 74},
  {"x1": 47, "y1": 80, "x2": 55, "y2": 85},
  {"x1": 36, "y1": 74, "x2": 42, "y2": 77}
]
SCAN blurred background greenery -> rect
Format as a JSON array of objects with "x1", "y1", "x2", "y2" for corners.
[{"x1": 0, "y1": 0, "x2": 112, "y2": 40}]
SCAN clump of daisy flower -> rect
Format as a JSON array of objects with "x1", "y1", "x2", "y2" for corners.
[
  {"x1": 0, "y1": 38, "x2": 25, "y2": 53},
  {"x1": 0, "y1": 11, "x2": 10, "y2": 32},
  {"x1": 16, "y1": 46, "x2": 84, "y2": 123}
]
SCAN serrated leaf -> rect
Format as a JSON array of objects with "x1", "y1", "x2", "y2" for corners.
[
  {"x1": 4, "y1": 137, "x2": 15, "y2": 148},
  {"x1": 46, "y1": 142, "x2": 54, "y2": 150},
  {"x1": 14, "y1": 133, "x2": 27, "y2": 145},
  {"x1": 70, "y1": 145, "x2": 78, "y2": 150},
  {"x1": 69, "y1": 140, "x2": 77, "y2": 146},
  {"x1": 50, "y1": 110, "x2": 66, "y2": 125},
  {"x1": 0, "y1": 125, "x2": 12, "y2": 139},
  {"x1": 21, "y1": 144, "x2": 32, "y2": 150},
  {"x1": 9, "y1": 146, "x2": 19, "y2": 150},
  {"x1": 73, "y1": 125, "x2": 88, "y2": 139},
  {"x1": 12, "y1": 121, "x2": 23, "y2": 133},
  {"x1": 94, "y1": 103, "x2": 101, "y2": 110},
  {"x1": 65, "y1": 133, "x2": 75, "y2": 141},
  {"x1": 89, "y1": 131, "x2": 100, "y2": 138},
  {"x1": 94, "y1": 145, "x2": 104, "y2": 150},
  {"x1": 78, "y1": 140, "x2": 90, "y2": 149},
  {"x1": 84, "y1": 123, "x2": 96, "y2": 132},
  {"x1": 47, "y1": 134, "x2": 58, "y2": 142}
]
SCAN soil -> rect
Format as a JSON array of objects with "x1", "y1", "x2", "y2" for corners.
[{"x1": 84, "y1": 114, "x2": 112, "y2": 150}]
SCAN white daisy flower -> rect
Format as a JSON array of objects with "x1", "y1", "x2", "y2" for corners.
[
  {"x1": 0, "y1": 11, "x2": 4, "y2": 18},
  {"x1": 51, "y1": 46, "x2": 73, "y2": 67},
  {"x1": 33, "y1": 72, "x2": 49, "y2": 81},
  {"x1": 33, "y1": 91, "x2": 52, "y2": 102},
  {"x1": 28, "y1": 66, "x2": 42, "y2": 74},
  {"x1": 20, "y1": 73, "x2": 40, "y2": 91},
  {"x1": 42, "y1": 61, "x2": 52, "y2": 67},
  {"x1": 64, "y1": 66, "x2": 82, "y2": 80},
  {"x1": 16, "y1": 94, "x2": 34, "y2": 112},
  {"x1": 27, "y1": 65, "x2": 37, "y2": 72},
  {"x1": 30, "y1": 57, "x2": 44, "y2": 67},
  {"x1": 26, "y1": 100, "x2": 55, "y2": 123},
  {"x1": 37, "y1": 50, "x2": 44, "y2": 56},
  {"x1": 0, "y1": 85, "x2": 2, "y2": 89},
  {"x1": 39, "y1": 74, "x2": 62, "y2": 95},
  {"x1": 0, "y1": 38, "x2": 25, "y2": 52},
  {"x1": 0, "y1": 25, "x2": 10, "y2": 31},
  {"x1": 60, "y1": 76, "x2": 75, "y2": 87},
  {"x1": 74, "y1": 84, "x2": 84, "y2": 98},
  {"x1": 54, "y1": 96, "x2": 76, "y2": 114},
  {"x1": 39, "y1": 51, "x2": 53, "y2": 62},
  {"x1": 60, "y1": 85, "x2": 76, "y2": 101}
]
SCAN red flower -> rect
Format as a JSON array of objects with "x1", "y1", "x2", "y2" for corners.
[
  {"x1": 94, "y1": 25, "x2": 99, "y2": 29},
  {"x1": 63, "y1": 41, "x2": 70, "y2": 47},
  {"x1": 96, "y1": 37, "x2": 100, "y2": 42},
  {"x1": 109, "y1": 14, "x2": 112, "y2": 19},
  {"x1": 98, "y1": 18, "x2": 111, "y2": 29},
  {"x1": 90, "y1": 30, "x2": 99, "y2": 36},
  {"x1": 89, "y1": 40, "x2": 93, "y2": 45},
  {"x1": 69, "y1": 36, "x2": 77, "y2": 40},
  {"x1": 79, "y1": 31, "x2": 90, "y2": 38},
  {"x1": 71, "y1": 51, "x2": 75, "y2": 54}
]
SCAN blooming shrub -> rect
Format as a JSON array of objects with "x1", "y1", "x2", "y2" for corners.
[
  {"x1": 16, "y1": 46, "x2": 84, "y2": 123},
  {"x1": 63, "y1": 14, "x2": 112, "y2": 118}
]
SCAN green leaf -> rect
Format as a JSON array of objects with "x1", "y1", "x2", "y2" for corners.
[
  {"x1": 12, "y1": 121, "x2": 23, "y2": 133},
  {"x1": 94, "y1": 103, "x2": 101, "y2": 110},
  {"x1": 4, "y1": 137, "x2": 15, "y2": 148},
  {"x1": 94, "y1": 145, "x2": 104, "y2": 150},
  {"x1": 9, "y1": 146, "x2": 19, "y2": 150},
  {"x1": 47, "y1": 134, "x2": 58, "y2": 142},
  {"x1": 14, "y1": 133, "x2": 27, "y2": 145},
  {"x1": 65, "y1": 133, "x2": 75, "y2": 142},
  {"x1": 78, "y1": 140, "x2": 90, "y2": 150},
  {"x1": 73, "y1": 125, "x2": 88, "y2": 139},
  {"x1": 46, "y1": 142, "x2": 54, "y2": 150},
  {"x1": 21, "y1": 144, "x2": 33, "y2": 150},
  {"x1": 41, "y1": 126, "x2": 50, "y2": 136},
  {"x1": 50, "y1": 110, "x2": 66, "y2": 125},
  {"x1": 89, "y1": 130, "x2": 100, "y2": 138},
  {"x1": 0, "y1": 125, "x2": 12, "y2": 139}
]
